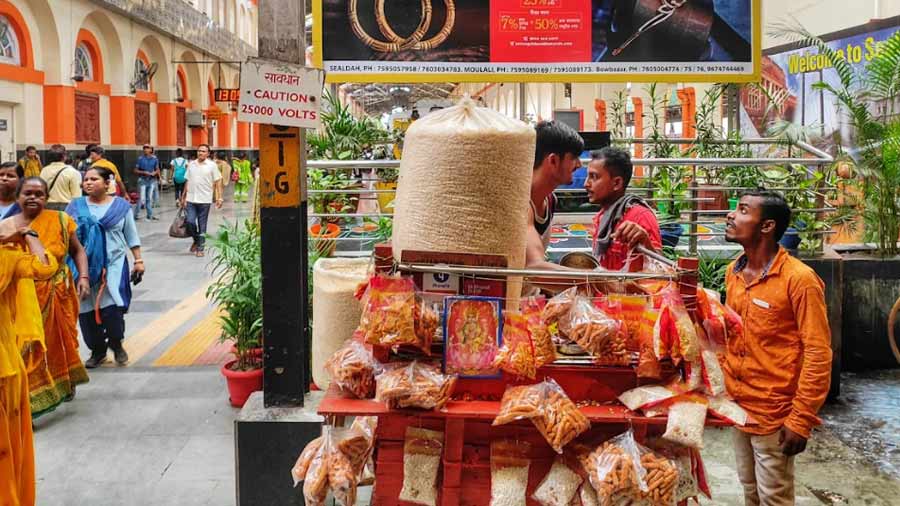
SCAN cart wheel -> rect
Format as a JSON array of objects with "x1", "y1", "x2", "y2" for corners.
[{"x1": 886, "y1": 295, "x2": 900, "y2": 365}]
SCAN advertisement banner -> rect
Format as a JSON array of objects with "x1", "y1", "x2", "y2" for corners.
[
  {"x1": 313, "y1": 0, "x2": 761, "y2": 83},
  {"x1": 739, "y1": 24, "x2": 900, "y2": 141}
]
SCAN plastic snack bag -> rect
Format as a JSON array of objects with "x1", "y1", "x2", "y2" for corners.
[
  {"x1": 494, "y1": 311, "x2": 537, "y2": 379},
  {"x1": 657, "y1": 286, "x2": 700, "y2": 364},
  {"x1": 708, "y1": 396, "x2": 755, "y2": 426},
  {"x1": 324, "y1": 340, "x2": 381, "y2": 399},
  {"x1": 533, "y1": 457, "x2": 583, "y2": 506},
  {"x1": 635, "y1": 448, "x2": 679, "y2": 506},
  {"x1": 697, "y1": 288, "x2": 727, "y2": 348},
  {"x1": 375, "y1": 361, "x2": 457, "y2": 410},
  {"x1": 399, "y1": 427, "x2": 444, "y2": 506},
  {"x1": 618, "y1": 385, "x2": 678, "y2": 412},
  {"x1": 522, "y1": 297, "x2": 556, "y2": 368},
  {"x1": 637, "y1": 307, "x2": 663, "y2": 379},
  {"x1": 606, "y1": 293, "x2": 650, "y2": 350},
  {"x1": 662, "y1": 394, "x2": 709, "y2": 449},
  {"x1": 542, "y1": 287, "x2": 579, "y2": 328},
  {"x1": 493, "y1": 379, "x2": 590, "y2": 453},
  {"x1": 586, "y1": 430, "x2": 648, "y2": 505},
  {"x1": 647, "y1": 440, "x2": 699, "y2": 503},
  {"x1": 490, "y1": 440, "x2": 532, "y2": 506},
  {"x1": 562, "y1": 296, "x2": 624, "y2": 360},
  {"x1": 292, "y1": 436, "x2": 323, "y2": 487},
  {"x1": 578, "y1": 483, "x2": 599, "y2": 506},
  {"x1": 358, "y1": 275, "x2": 438, "y2": 354},
  {"x1": 301, "y1": 427, "x2": 333, "y2": 506}
]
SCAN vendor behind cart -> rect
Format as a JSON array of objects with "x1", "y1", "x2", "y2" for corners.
[
  {"x1": 585, "y1": 147, "x2": 661, "y2": 271},
  {"x1": 525, "y1": 121, "x2": 584, "y2": 271}
]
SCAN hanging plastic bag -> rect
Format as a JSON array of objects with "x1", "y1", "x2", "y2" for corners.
[
  {"x1": 662, "y1": 394, "x2": 709, "y2": 449},
  {"x1": 562, "y1": 296, "x2": 625, "y2": 363},
  {"x1": 300, "y1": 426, "x2": 334, "y2": 506},
  {"x1": 637, "y1": 307, "x2": 662, "y2": 379},
  {"x1": 577, "y1": 483, "x2": 599, "y2": 506},
  {"x1": 490, "y1": 440, "x2": 532, "y2": 506},
  {"x1": 606, "y1": 293, "x2": 650, "y2": 351},
  {"x1": 590, "y1": 297, "x2": 631, "y2": 367},
  {"x1": 375, "y1": 361, "x2": 457, "y2": 410},
  {"x1": 292, "y1": 436, "x2": 323, "y2": 487},
  {"x1": 585, "y1": 430, "x2": 647, "y2": 505},
  {"x1": 696, "y1": 288, "x2": 727, "y2": 348},
  {"x1": 708, "y1": 396, "x2": 755, "y2": 426},
  {"x1": 657, "y1": 286, "x2": 700, "y2": 364},
  {"x1": 533, "y1": 457, "x2": 583, "y2": 506},
  {"x1": 542, "y1": 287, "x2": 579, "y2": 328},
  {"x1": 618, "y1": 384, "x2": 678, "y2": 412},
  {"x1": 399, "y1": 427, "x2": 444, "y2": 506},
  {"x1": 646, "y1": 439, "x2": 698, "y2": 504},
  {"x1": 522, "y1": 297, "x2": 556, "y2": 368},
  {"x1": 493, "y1": 379, "x2": 590, "y2": 453},
  {"x1": 358, "y1": 275, "x2": 438, "y2": 354},
  {"x1": 324, "y1": 340, "x2": 382, "y2": 399},
  {"x1": 494, "y1": 311, "x2": 537, "y2": 379},
  {"x1": 635, "y1": 447, "x2": 679, "y2": 506}
]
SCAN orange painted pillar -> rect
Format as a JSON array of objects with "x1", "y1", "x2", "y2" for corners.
[
  {"x1": 237, "y1": 120, "x2": 250, "y2": 148},
  {"x1": 631, "y1": 97, "x2": 644, "y2": 177},
  {"x1": 251, "y1": 124, "x2": 260, "y2": 148},
  {"x1": 594, "y1": 99, "x2": 607, "y2": 132},
  {"x1": 192, "y1": 127, "x2": 208, "y2": 146},
  {"x1": 157, "y1": 103, "x2": 177, "y2": 147},
  {"x1": 677, "y1": 87, "x2": 697, "y2": 141},
  {"x1": 217, "y1": 112, "x2": 232, "y2": 149},
  {"x1": 110, "y1": 96, "x2": 136, "y2": 145},
  {"x1": 43, "y1": 85, "x2": 76, "y2": 144}
]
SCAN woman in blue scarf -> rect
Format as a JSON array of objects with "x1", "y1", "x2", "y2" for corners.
[{"x1": 66, "y1": 167, "x2": 145, "y2": 368}]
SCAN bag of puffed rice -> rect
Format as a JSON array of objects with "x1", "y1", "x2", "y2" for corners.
[
  {"x1": 533, "y1": 457, "x2": 583, "y2": 506},
  {"x1": 662, "y1": 394, "x2": 709, "y2": 449},
  {"x1": 399, "y1": 427, "x2": 444, "y2": 506},
  {"x1": 490, "y1": 440, "x2": 531, "y2": 506}
]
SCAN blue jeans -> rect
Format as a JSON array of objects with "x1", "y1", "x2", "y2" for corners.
[
  {"x1": 185, "y1": 202, "x2": 211, "y2": 250},
  {"x1": 138, "y1": 179, "x2": 157, "y2": 218},
  {"x1": 151, "y1": 179, "x2": 160, "y2": 207}
]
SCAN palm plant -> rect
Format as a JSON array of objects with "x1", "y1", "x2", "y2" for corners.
[
  {"x1": 207, "y1": 220, "x2": 263, "y2": 371},
  {"x1": 771, "y1": 22, "x2": 900, "y2": 255},
  {"x1": 644, "y1": 83, "x2": 685, "y2": 223}
]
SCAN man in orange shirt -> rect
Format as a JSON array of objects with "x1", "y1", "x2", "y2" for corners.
[{"x1": 724, "y1": 190, "x2": 832, "y2": 505}]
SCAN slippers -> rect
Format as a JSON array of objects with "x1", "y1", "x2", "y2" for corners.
[{"x1": 196, "y1": 251, "x2": 205, "y2": 257}]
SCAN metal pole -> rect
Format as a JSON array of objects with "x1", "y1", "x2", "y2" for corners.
[
  {"x1": 519, "y1": 83, "x2": 527, "y2": 122},
  {"x1": 258, "y1": 0, "x2": 308, "y2": 407}
]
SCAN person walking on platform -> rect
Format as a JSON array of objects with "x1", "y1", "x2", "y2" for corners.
[
  {"x1": 0, "y1": 162, "x2": 22, "y2": 218},
  {"x1": 134, "y1": 145, "x2": 160, "y2": 221},
  {"x1": 170, "y1": 148, "x2": 188, "y2": 203},
  {"x1": 18, "y1": 145, "x2": 42, "y2": 178},
  {"x1": 40, "y1": 145, "x2": 82, "y2": 212},
  {"x1": 66, "y1": 167, "x2": 144, "y2": 368},
  {"x1": 179, "y1": 144, "x2": 223, "y2": 257},
  {"x1": 213, "y1": 151, "x2": 232, "y2": 201},
  {"x1": 2, "y1": 177, "x2": 91, "y2": 417},
  {"x1": 231, "y1": 152, "x2": 252, "y2": 203}
]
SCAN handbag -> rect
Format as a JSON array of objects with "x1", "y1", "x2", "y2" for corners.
[
  {"x1": 231, "y1": 168, "x2": 240, "y2": 182},
  {"x1": 169, "y1": 208, "x2": 190, "y2": 238}
]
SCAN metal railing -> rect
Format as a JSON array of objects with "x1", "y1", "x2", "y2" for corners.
[{"x1": 307, "y1": 137, "x2": 837, "y2": 256}]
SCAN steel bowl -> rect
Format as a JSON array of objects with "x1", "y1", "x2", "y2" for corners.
[{"x1": 559, "y1": 251, "x2": 600, "y2": 270}]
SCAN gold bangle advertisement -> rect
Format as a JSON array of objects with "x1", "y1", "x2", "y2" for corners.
[{"x1": 313, "y1": 0, "x2": 761, "y2": 83}]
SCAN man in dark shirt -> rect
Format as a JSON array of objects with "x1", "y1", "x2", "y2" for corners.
[{"x1": 135, "y1": 144, "x2": 160, "y2": 220}]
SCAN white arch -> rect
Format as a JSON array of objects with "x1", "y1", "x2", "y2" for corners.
[
  {"x1": 179, "y1": 50, "x2": 203, "y2": 110},
  {"x1": 75, "y1": 9, "x2": 127, "y2": 91},
  {"x1": 136, "y1": 34, "x2": 172, "y2": 101},
  {"x1": 19, "y1": 0, "x2": 63, "y2": 83}
]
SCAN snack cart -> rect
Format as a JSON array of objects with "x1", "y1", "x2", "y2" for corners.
[{"x1": 314, "y1": 244, "x2": 730, "y2": 506}]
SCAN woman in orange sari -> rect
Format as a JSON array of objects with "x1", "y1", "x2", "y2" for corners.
[
  {"x1": 2, "y1": 177, "x2": 90, "y2": 417},
  {"x1": 0, "y1": 219, "x2": 55, "y2": 506}
]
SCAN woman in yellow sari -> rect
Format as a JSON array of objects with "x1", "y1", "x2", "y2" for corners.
[
  {"x1": 0, "y1": 220, "x2": 55, "y2": 506},
  {"x1": 2, "y1": 177, "x2": 90, "y2": 418}
]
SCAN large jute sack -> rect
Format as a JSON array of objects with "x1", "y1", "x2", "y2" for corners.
[
  {"x1": 392, "y1": 98, "x2": 536, "y2": 302},
  {"x1": 311, "y1": 257, "x2": 371, "y2": 389}
]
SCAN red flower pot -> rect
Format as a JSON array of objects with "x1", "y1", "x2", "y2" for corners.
[{"x1": 221, "y1": 359, "x2": 263, "y2": 407}]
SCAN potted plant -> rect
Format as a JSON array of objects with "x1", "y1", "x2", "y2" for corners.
[
  {"x1": 207, "y1": 220, "x2": 263, "y2": 407},
  {"x1": 644, "y1": 84, "x2": 687, "y2": 247},
  {"x1": 774, "y1": 23, "x2": 900, "y2": 370},
  {"x1": 375, "y1": 166, "x2": 399, "y2": 214}
]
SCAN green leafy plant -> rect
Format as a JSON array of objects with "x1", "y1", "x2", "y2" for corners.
[
  {"x1": 698, "y1": 255, "x2": 731, "y2": 294},
  {"x1": 609, "y1": 90, "x2": 627, "y2": 141},
  {"x1": 308, "y1": 91, "x2": 390, "y2": 160},
  {"x1": 308, "y1": 168, "x2": 359, "y2": 223},
  {"x1": 207, "y1": 220, "x2": 263, "y2": 372},
  {"x1": 644, "y1": 84, "x2": 686, "y2": 223},
  {"x1": 364, "y1": 216, "x2": 393, "y2": 244},
  {"x1": 772, "y1": 22, "x2": 900, "y2": 255}
]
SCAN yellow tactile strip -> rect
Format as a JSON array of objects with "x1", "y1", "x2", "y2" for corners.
[
  {"x1": 102, "y1": 283, "x2": 211, "y2": 368},
  {"x1": 153, "y1": 309, "x2": 223, "y2": 367}
]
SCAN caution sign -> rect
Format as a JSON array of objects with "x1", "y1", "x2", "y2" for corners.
[
  {"x1": 239, "y1": 59, "x2": 324, "y2": 129},
  {"x1": 259, "y1": 124, "x2": 304, "y2": 208}
]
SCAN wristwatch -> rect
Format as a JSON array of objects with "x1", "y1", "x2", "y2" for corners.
[{"x1": 23, "y1": 229, "x2": 38, "y2": 238}]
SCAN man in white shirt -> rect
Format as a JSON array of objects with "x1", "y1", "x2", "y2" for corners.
[
  {"x1": 179, "y1": 144, "x2": 223, "y2": 257},
  {"x1": 40, "y1": 144, "x2": 82, "y2": 211}
]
